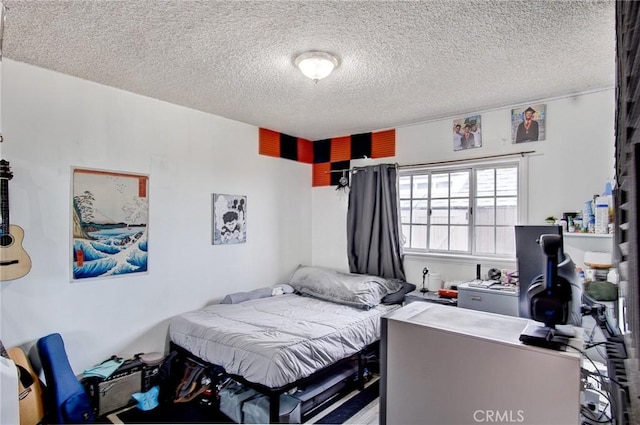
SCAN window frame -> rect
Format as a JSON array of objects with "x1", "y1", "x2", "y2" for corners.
[{"x1": 399, "y1": 156, "x2": 528, "y2": 260}]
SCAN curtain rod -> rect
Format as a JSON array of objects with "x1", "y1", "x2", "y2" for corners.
[{"x1": 326, "y1": 150, "x2": 536, "y2": 173}]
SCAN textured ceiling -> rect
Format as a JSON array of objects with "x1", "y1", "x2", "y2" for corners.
[{"x1": 3, "y1": 0, "x2": 615, "y2": 141}]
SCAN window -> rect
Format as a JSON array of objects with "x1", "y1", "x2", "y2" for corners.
[{"x1": 399, "y1": 159, "x2": 521, "y2": 257}]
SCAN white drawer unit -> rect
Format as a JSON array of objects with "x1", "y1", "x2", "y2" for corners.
[
  {"x1": 381, "y1": 303, "x2": 582, "y2": 425},
  {"x1": 457, "y1": 282, "x2": 519, "y2": 316}
]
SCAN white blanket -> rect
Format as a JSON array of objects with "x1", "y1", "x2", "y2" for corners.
[{"x1": 169, "y1": 294, "x2": 398, "y2": 388}]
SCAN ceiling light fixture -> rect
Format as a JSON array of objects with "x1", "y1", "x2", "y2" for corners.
[{"x1": 295, "y1": 51, "x2": 339, "y2": 83}]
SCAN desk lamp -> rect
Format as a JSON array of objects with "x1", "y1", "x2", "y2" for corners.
[{"x1": 420, "y1": 267, "x2": 429, "y2": 293}]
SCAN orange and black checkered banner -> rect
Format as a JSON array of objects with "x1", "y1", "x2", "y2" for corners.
[
  {"x1": 259, "y1": 128, "x2": 395, "y2": 187},
  {"x1": 259, "y1": 128, "x2": 314, "y2": 163}
]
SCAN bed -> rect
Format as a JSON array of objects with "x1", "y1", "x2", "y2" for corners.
[{"x1": 168, "y1": 266, "x2": 412, "y2": 423}]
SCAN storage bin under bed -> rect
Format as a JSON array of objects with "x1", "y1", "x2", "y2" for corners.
[{"x1": 220, "y1": 361, "x2": 359, "y2": 423}]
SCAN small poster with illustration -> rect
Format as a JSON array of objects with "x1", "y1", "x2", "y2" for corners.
[
  {"x1": 213, "y1": 193, "x2": 246, "y2": 245},
  {"x1": 72, "y1": 168, "x2": 149, "y2": 281},
  {"x1": 453, "y1": 115, "x2": 482, "y2": 151},
  {"x1": 512, "y1": 104, "x2": 546, "y2": 143}
]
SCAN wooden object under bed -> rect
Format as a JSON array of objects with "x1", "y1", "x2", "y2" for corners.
[{"x1": 169, "y1": 340, "x2": 378, "y2": 423}]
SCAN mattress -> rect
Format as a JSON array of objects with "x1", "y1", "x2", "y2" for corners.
[{"x1": 169, "y1": 294, "x2": 398, "y2": 388}]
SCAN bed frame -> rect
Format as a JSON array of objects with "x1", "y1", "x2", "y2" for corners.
[{"x1": 169, "y1": 340, "x2": 379, "y2": 423}]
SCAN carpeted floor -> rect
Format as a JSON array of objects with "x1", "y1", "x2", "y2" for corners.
[{"x1": 110, "y1": 379, "x2": 379, "y2": 424}]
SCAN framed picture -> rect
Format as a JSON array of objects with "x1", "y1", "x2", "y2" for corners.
[
  {"x1": 212, "y1": 193, "x2": 246, "y2": 245},
  {"x1": 453, "y1": 114, "x2": 482, "y2": 151},
  {"x1": 71, "y1": 168, "x2": 149, "y2": 281},
  {"x1": 512, "y1": 104, "x2": 546, "y2": 143}
]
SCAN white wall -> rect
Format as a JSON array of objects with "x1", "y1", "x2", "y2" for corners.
[
  {"x1": 0, "y1": 60, "x2": 312, "y2": 373},
  {"x1": 0, "y1": 58, "x2": 615, "y2": 374},
  {"x1": 312, "y1": 89, "x2": 615, "y2": 286}
]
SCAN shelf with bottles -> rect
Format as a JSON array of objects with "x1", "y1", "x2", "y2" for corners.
[{"x1": 564, "y1": 232, "x2": 613, "y2": 238}]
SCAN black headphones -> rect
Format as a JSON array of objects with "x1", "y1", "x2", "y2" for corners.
[{"x1": 527, "y1": 234, "x2": 572, "y2": 328}]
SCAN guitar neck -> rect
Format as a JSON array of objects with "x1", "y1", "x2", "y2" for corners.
[{"x1": 1, "y1": 179, "x2": 8, "y2": 235}]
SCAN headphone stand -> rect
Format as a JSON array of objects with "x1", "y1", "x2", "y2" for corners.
[{"x1": 519, "y1": 323, "x2": 568, "y2": 351}]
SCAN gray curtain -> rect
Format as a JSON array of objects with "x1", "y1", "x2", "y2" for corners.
[{"x1": 347, "y1": 164, "x2": 406, "y2": 280}]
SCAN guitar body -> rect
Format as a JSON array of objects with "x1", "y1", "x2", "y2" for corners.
[
  {"x1": 0, "y1": 224, "x2": 32, "y2": 281},
  {"x1": 7, "y1": 347, "x2": 45, "y2": 425}
]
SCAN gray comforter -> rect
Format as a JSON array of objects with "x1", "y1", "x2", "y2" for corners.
[{"x1": 169, "y1": 294, "x2": 398, "y2": 388}]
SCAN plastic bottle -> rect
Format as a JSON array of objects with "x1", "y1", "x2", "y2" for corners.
[
  {"x1": 583, "y1": 200, "x2": 594, "y2": 232},
  {"x1": 568, "y1": 217, "x2": 575, "y2": 233},
  {"x1": 585, "y1": 268, "x2": 595, "y2": 282},
  {"x1": 595, "y1": 196, "x2": 609, "y2": 234},
  {"x1": 558, "y1": 219, "x2": 568, "y2": 233}
]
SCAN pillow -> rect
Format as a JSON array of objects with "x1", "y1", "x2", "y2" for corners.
[
  {"x1": 221, "y1": 292, "x2": 250, "y2": 304},
  {"x1": 220, "y1": 284, "x2": 295, "y2": 304},
  {"x1": 585, "y1": 280, "x2": 618, "y2": 301},
  {"x1": 381, "y1": 281, "x2": 416, "y2": 305},
  {"x1": 288, "y1": 266, "x2": 402, "y2": 309},
  {"x1": 245, "y1": 288, "x2": 273, "y2": 300},
  {"x1": 272, "y1": 284, "x2": 295, "y2": 295}
]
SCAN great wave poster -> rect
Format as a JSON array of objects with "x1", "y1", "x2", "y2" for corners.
[{"x1": 72, "y1": 168, "x2": 149, "y2": 281}]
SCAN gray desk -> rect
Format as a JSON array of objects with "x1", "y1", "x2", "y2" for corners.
[{"x1": 457, "y1": 282, "x2": 519, "y2": 316}]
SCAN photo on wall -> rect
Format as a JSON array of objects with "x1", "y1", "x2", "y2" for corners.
[
  {"x1": 453, "y1": 114, "x2": 482, "y2": 151},
  {"x1": 511, "y1": 104, "x2": 546, "y2": 143},
  {"x1": 71, "y1": 168, "x2": 149, "y2": 281},
  {"x1": 212, "y1": 193, "x2": 246, "y2": 245}
]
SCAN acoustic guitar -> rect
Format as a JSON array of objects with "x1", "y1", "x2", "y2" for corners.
[
  {"x1": 0, "y1": 159, "x2": 31, "y2": 281},
  {"x1": 6, "y1": 345, "x2": 45, "y2": 425}
]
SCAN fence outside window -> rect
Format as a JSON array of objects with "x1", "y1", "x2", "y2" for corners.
[{"x1": 399, "y1": 160, "x2": 520, "y2": 257}]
